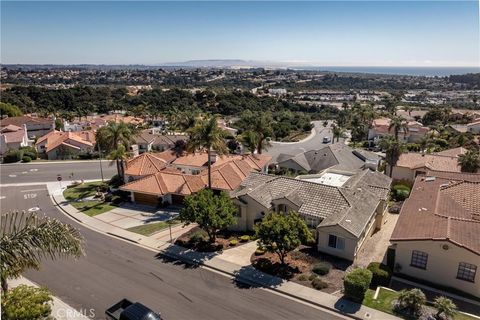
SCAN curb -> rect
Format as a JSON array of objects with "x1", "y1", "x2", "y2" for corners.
[{"x1": 50, "y1": 192, "x2": 390, "y2": 320}]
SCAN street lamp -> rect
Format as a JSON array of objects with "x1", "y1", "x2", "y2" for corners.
[{"x1": 97, "y1": 143, "x2": 104, "y2": 182}]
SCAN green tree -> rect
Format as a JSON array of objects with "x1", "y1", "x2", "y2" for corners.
[
  {"x1": 240, "y1": 130, "x2": 260, "y2": 154},
  {"x1": 396, "y1": 288, "x2": 426, "y2": 316},
  {"x1": 343, "y1": 268, "x2": 372, "y2": 303},
  {"x1": 332, "y1": 124, "x2": 346, "y2": 142},
  {"x1": 187, "y1": 114, "x2": 228, "y2": 189},
  {"x1": 458, "y1": 149, "x2": 480, "y2": 173},
  {"x1": 434, "y1": 296, "x2": 457, "y2": 320},
  {"x1": 0, "y1": 102, "x2": 23, "y2": 118},
  {"x1": 1, "y1": 285, "x2": 53, "y2": 320},
  {"x1": 388, "y1": 115, "x2": 409, "y2": 141},
  {"x1": 379, "y1": 135, "x2": 406, "y2": 177},
  {"x1": 0, "y1": 211, "x2": 84, "y2": 294},
  {"x1": 236, "y1": 110, "x2": 273, "y2": 154},
  {"x1": 254, "y1": 211, "x2": 313, "y2": 265},
  {"x1": 107, "y1": 144, "x2": 129, "y2": 179},
  {"x1": 179, "y1": 189, "x2": 236, "y2": 243}
]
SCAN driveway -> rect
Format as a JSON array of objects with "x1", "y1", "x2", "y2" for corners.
[
  {"x1": 355, "y1": 212, "x2": 400, "y2": 267},
  {"x1": 95, "y1": 203, "x2": 181, "y2": 229},
  {"x1": 267, "y1": 120, "x2": 343, "y2": 162}
]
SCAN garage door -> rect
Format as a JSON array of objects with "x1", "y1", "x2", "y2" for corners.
[
  {"x1": 133, "y1": 193, "x2": 159, "y2": 206},
  {"x1": 171, "y1": 194, "x2": 185, "y2": 205}
]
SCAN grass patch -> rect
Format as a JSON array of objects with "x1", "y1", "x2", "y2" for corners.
[
  {"x1": 127, "y1": 222, "x2": 177, "y2": 236},
  {"x1": 63, "y1": 181, "x2": 106, "y2": 201},
  {"x1": 363, "y1": 288, "x2": 478, "y2": 320},
  {"x1": 70, "y1": 200, "x2": 116, "y2": 217}
]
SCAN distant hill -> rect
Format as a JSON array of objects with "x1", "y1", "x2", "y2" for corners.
[{"x1": 160, "y1": 59, "x2": 293, "y2": 69}]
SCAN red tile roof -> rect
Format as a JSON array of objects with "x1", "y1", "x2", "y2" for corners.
[{"x1": 391, "y1": 172, "x2": 480, "y2": 254}]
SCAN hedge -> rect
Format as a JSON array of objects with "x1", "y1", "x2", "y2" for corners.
[
  {"x1": 343, "y1": 268, "x2": 372, "y2": 303},
  {"x1": 311, "y1": 278, "x2": 328, "y2": 290},
  {"x1": 367, "y1": 262, "x2": 392, "y2": 287},
  {"x1": 3, "y1": 150, "x2": 23, "y2": 163},
  {"x1": 392, "y1": 184, "x2": 411, "y2": 201},
  {"x1": 22, "y1": 156, "x2": 32, "y2": 163}
]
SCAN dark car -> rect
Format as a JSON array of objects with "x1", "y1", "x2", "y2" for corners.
[{"x1": 106, "y1": 299, "x2": 161, "y2": 320}]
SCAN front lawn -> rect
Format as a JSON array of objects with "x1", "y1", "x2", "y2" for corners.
[
  {"x1": 64, "y1": 181, "x2": 117, "y2": 216},
  {"x1": 69, "y1": 200, "x2": 117, "y2": 217},
  {"x1": 363, "y1": 288, "x2": 478, "y2": 320},
  {"x1": 127, "y1": 221, "x2": 179, "y2": 236},
  {"x1": 64, "y1": 181, "x2": 107, "y2": 201},
  {"x1": 175, "y1": 226, "x2": 254, "y2": 252}
]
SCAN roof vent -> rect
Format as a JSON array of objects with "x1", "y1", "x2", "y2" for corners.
[
  {"x1": 345, "y1": 219, "x2": 351, "y2": 223},
  {"x1": 425, "y1": 176, "x2": 436, "y2": 182}
]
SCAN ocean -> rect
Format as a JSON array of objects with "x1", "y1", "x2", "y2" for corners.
[{"x1": 293, "y1": 66, "x2": 480, "y2": 77}]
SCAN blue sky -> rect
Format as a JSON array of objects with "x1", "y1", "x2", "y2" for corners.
[{"x1": 1, "y1": 1, "x2": 478, "y2": 66}]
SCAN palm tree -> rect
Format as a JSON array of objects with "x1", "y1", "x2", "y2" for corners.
[
  {"x1": 379, "y1": 135, "x2": 406, "y2": 177},
  {"x1": 332, "y1": 124, "x2": 346, "y2": 142},
  {"x1": 458, "y1": 149, "x2": 480, "y2": 173},
  {"x1": 96, "y1": 121, "x2": 134, "y2": 181},
  {"x1": 187, "y1": 114, "x2": 228, "y2": 189},
  {"x1": 0, "y1": 211, "x2": 84, "y2": 294},
  {"x1": 168, "y1": 107, "x2": 201, "y2": 133},
  {"x1": 108, "y1": 144, "x2": 129, "y2": 179},
  {"x1": 238, "y1": 110, "x2": 273, "y2": 154},
  {"x1": 396, "y1": 288, "x2": 426, "y2": 316},
  {"x1": 389, "y1": 115, "x2": 409, "y2": 141},
  {"x1": 240, "y1": 130, "x2": 260, "y2": 154},
  {"x1": 434, "y1": 296, "x2": 457, "y2": 320}
]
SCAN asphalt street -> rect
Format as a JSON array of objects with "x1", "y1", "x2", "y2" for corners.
[
  {"x1": 0, "y1": 160, "x2": 116, "y2": 184},
  {"x1": 0, "y1": 185, "x2": 349, "y2": 320},
  {"x1": 268, "y1": 121, "x2": 340, "y2": 161}
]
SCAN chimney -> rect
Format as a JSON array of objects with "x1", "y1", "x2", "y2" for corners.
[{"x1": 209, "y1": 151, "x2": 217, "y2": 164}]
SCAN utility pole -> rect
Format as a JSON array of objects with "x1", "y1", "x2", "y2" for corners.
[{"x1": 98, "y1": 143, "x2": 104, "y2": 182}]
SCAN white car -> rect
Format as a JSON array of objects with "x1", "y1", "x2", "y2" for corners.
[{"x1": 322, "y1": 136, "x2": 331, "y2": 143}]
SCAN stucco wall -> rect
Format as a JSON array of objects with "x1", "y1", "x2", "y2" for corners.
[
  {"x1": 390, "y1": 166, "x2": 415, "y2": 182},
  {"x1": 392, "y1": 240, "x2": 480, "y2": 297},
  {"x1": 230, "y1": 196, "x2": 269, "y2": 231},
  {"x1": 317, "y1": 225, "x2": 358, "y2": 261}
]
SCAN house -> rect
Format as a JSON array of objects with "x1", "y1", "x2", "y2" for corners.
[
  {"x1": 387, "y1": 147, "x2": 472, "y2": 182},
  {"x1": 466, "y1": 120, "x2": 480, "y2": 134},
  {"x1": 390, "y1": 171, "x2": 480, "y2": 297},
  {"x1": 133, "y1": 128, "x2": 187, "y2": 154},
  {"x1": 120, "y1": 153, "x2": 272, "y2": 206},
  {"x1": 230, "y1": 169, "x2": 392, "y2": 261},
  {"x1": 35, "y1": 130, "x2": 95, "y2": 160},
  {"x1": 0, "y1": 115, "x2": 54, "y2": 139},
  {"x1": 276, "y1": 143, "x2": 380, "y2": 174},
  {"x1": 0, "y1": 124, "x2": 32, "y2": 155},
  {"x1": 64, "y1": 114, "x2": 144, "y2": 132},
  {"x1": 368, "y1": 118, "x2": 429, "y2": 144}
]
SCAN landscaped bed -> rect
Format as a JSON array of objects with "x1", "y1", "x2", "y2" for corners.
[
  {"x1": 251, "y1": 246, "x2": 350, "y2": 294},
  {"x1": 363, "y1": 287, "x2": 478, "y2": 320},
  {"x1": 175, "y1": 226, "x2": 255, "y2": 252},
  {"x1": 63, "y1": 181, "x2": 119, "y2": 217}
]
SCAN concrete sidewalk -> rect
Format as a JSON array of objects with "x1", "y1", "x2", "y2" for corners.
[
  {"x1": 49, "y1": 184, "x2": 399, "y2": 320},
  {"x1": 9, "y1": 277, "x2": 91, "y2": 320}
]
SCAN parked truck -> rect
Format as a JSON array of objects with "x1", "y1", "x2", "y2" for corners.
[{"x1": 105, "y1": 299, "x2": 161, "y2": 320}]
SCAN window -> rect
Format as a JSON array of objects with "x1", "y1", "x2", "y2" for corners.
[
  {"x1": 328, "y1": 234, "x2": 345, "y2": 251},
  {"x1": 410, "y1": 250, "x2": 428, "y2": 269},
  {"x1": 457, "y1": 262, "x2": 477, "y2": 282}
]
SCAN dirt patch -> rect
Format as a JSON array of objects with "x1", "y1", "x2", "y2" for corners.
[{"x1": 250, "y1": 245, "x2": 352, "y2": 293}]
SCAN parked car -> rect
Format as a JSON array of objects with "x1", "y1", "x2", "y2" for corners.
[
  {"x1": 322, "y1": 136, "x2": 331, "y2": 143},
  {"x1": 106, "y1": 299, "x2": 161, "y2": 320}
]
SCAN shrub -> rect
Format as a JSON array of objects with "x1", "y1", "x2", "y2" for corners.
[
  {"x1": 19, "y1": 146, "x2": 37, "y2": 159},
  {"x1": 255, "y1": 246, "x2": 266, "y2": 255},
  {"x1": 392, "y1": 184, "x2": 411, "y2": 201},
  {"x1": 1, "y1": 285, "x2": 53, "y2": 319},
  {"x1": 108, "y1": 174, "x2": 124, "y2": 188},
  {"x1": 433, "y1": 296, "x2": 457, "y2": 320},
  {"x1": 312, "y1": 262, "x2": 332, "y2": 276},
  {"x1": 229, "y1": 239, "x2": 238, "y2": 246},
  {"x1": 3, "y1": 150, "x2": 23, "y2": 163},
  {"x1": 22, "y1": 156, "x2": 32, "y2": 163},
  {"x1": 395, "y1": 288, "x2": 426, "y2": 317},
  {"x1": 343, "y1": 268, "x2": 373, "y2": 303},
  {"x1": 189, "y1": 229, "x2": 208, "y2": 244},
  {"x1": 297, "y1": 273, "x2": 309, "y2": 281},
  {"x1": 311, "y1": 278, "x2": 329, "y2": 290},
  {"x1": 175, "y1": 239, "x2": 188, "y2": 247},
  {"x1": 308, "y1": 274, "x2": 318, "y2": 281},
  {"x1": 254, "y1": 258, "x2": 273, "y2": 273},
  {"x1": 239, "y1": 235, "x2": 250, "y2": 242},
  {"x1": 367, "y1": 262, "x2": 392, "y2": 287},
  {"x1": 111, "y1": 195, "x2": 123, "y2": 205}
]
